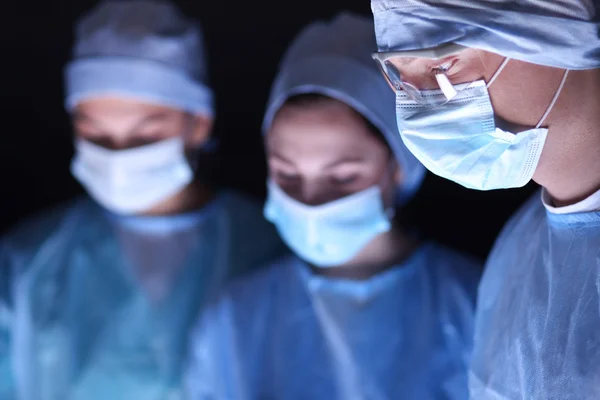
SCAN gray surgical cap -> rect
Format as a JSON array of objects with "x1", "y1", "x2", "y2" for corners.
[
  {"x1": 64, "y1": 0, "x2": 213, "y2": 115},
  {"x1": 263, "y1": 12, "x2": 426, "y2": 201},
  {"x1": 372, "y1": 0, "x2": 600, "y2": 70}
]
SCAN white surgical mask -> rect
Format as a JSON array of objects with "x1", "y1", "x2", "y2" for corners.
[
  {"x1": 71, "y1": 137, "x2": 194, "y2": 214},
  {"x1": 264, "y1": 180, "x2": 392, "y2": 268},
  {"x1": 395, "y1": 59, "x2": 569, "y2": 191}
]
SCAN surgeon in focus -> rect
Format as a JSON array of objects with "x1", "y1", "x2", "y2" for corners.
[
  {"x1": 0, "y1": 1, "x2": 283, "y2": 399},
  {"x1": 370, "y1": 0, "x2": 600, "y2": 398},
  {"x1": 184, "y1": 13, "x2": 481, "y2": 400}
]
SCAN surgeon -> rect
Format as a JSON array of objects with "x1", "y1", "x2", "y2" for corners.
[
  {"x1": 370, "y1": 0, "x2": 600, "y2": 398},
  {"x1": 0, "y1": 1, "x2": 283, "y2": 399},
  {"x1": 184, "y1": 13, "x2": 481, "y2": 399}
]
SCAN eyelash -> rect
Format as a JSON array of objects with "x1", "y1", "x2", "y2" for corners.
[
  {"x1": 331, "y1": 175, "x2": 359, "y2": 185},
  {"x1": 276, "y1": 172, "x2": 300, "y2": 181}
]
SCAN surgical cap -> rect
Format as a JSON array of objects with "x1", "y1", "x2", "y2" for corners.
[
  {"x1": 372, "y1": 0, "x2": 600, "y2": 70},
  {"x1": 263, "y1": 12, "x2": 426, "y2": 200},
  {"x1": 64, "y1": 0, "x2": 213, "y2": 115}
]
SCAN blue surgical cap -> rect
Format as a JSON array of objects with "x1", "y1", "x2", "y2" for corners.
[
  {"x1": 263, "y1": 12, "x2": 426, "y2": 201},
  {"x1": 64, "y1": 0, "x2": 214, "y2": 116},
  {"x1": 372, "y1": 0, "x2": 600, "y2": 70}
]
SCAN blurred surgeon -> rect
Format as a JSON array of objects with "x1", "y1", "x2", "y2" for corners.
[
  {"x1": 0, "y1": 1, "x2": 283, "y2": 399},
  {"x1": 370, "y1": 0, "x2": 600, "y2": 398},
  {"x1": 184, "y1": 13, "x2": 481, "y2": 400}
]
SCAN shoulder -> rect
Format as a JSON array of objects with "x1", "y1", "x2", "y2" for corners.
[
  {"x1": 185, "y1": 255, "x2": 300, "y2": 398},
  {"x1": 1, "y1": 196, "x2": 97, "y2": 260},
  {"x1": 482, "y1": 190, "x2": 546, "y2": 280},
  {"x1": 494, "y1": 189, "x2": 546, "y2": 249},
  {"x1": 214, "y1": 190, "x2": 279, "y2": 238},
  {"x1": 205, "y1": 254, "x2": 298, "y2": 318},
  {"x1": 408, "y1": 241, "x2": 481, "y2": 334},
  {"x1": 214, "y1": 190, "x2": 263, "y2": 219},
  {"x1": 196, "y1": 254, "x2": 299, "y2": 340},
  {"x1": 411, "y1": 242, "x2": 481, "y2": 349},
  {"x1": 212, "y1": 190, "x2": 286, "y2": 272},
  {"x1": 416, "y1": 241, "x2": 482, "y2": 292},
  {"x1": 189, "y1": 254, "x2": 298, "y2": 362},
  {"x1": 0, "y1": 196, "x2": 99, "y2": 306}
]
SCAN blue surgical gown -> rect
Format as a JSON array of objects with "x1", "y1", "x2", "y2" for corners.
[
  {"x1": 0, "y1": 191, "x2": 284, "y2": 400},
  {"x1": 470, "y1": 191, "x2": 600, "y2": 399},
  {"x1": 185, "y1": 242, "x2": 481, "y2": 400}
]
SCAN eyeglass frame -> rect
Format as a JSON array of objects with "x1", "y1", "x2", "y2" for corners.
[{"x1": 371, "y1": 43, "x2": 469, "y2": 95}]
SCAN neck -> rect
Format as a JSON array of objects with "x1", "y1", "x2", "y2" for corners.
[
  {"x1": 141, "y1": 179, "x2": 215, "y2": 216},
  {"x1": 534, "y1": 69, "x2": 600, "y2": 207},
  {"x1": 310, "y1": 223, "x2": 419, "y2": 280}
]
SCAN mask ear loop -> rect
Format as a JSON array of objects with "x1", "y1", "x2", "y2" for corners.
[
  {"x1": 486, "y1": 57, "x2": 569, "y2": 128},
  {"x1": 487, "y1": 57, "x2": 511, "y2": 88},
  {"x1": 535, "y1": 69, "x2": 570, "y2": 128}
]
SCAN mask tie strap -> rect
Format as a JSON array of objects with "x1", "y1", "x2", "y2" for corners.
[
  {"x1": 535, "y1": 69, "x2": 570, "y2": 128},
  {"x1": 487, "y1": 57, "x2": 511, "y2": 88}
]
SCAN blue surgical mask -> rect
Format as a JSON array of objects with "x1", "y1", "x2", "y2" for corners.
[
  {"x1": 264, "y1": 180, "x2": 392, "y2": 268},
  {"x1": 395, "y1": 60, "x2": 569, "y2": 191}
]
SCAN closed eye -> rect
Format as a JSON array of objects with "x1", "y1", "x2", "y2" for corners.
[
  {"x1": 275, "y1": 171, "x2": 301, "y2": 183},
  {"x1": 330, "y1": 175, "x2": 359, "y2": 185}
]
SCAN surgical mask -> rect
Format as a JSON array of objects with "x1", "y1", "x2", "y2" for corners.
[
  {"x1": 395, "y1": 59, "x2": 570, "y2": 190},
  {"x1": 264, "y1": 180, "x2": 392, "y2": 268},
  {"x1": 71, "y1": 137, "x2": 194, "y2": 214}
]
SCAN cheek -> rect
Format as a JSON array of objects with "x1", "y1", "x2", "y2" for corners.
[
  {"x1": 73, "y1": 129, "x2": 93, "y2": 140},
  {"x1": 72, "y1": 121, "x2": 99, "y2": 139},
  {"x1": 373, "y1": 162, "x2": 399, "y2": 206}
]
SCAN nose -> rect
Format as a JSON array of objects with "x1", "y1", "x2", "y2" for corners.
[
  {"x1": 298, "y1": 182, "x2": 336, "y2": 207},
  {"x1": 90, "y1": 136, "x2": 129, "y2": 151},
  {"x1": 93, "y1": 135, "x2": 153, "y2": 151}
]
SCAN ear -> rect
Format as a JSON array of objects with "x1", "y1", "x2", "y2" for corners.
[{"x1": 187, "y1": 114, "x2": 214, "y2": 148}]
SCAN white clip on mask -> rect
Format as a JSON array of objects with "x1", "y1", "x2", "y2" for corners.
[
  {"x1": 264, "y1": 180, "x2": 392, "y2": 268},
  {"x1": 71, "y1": 137, "x2": 194, "y2": 214},
  {"x1": 396, "y1": 58, "x2": 570, "y2": 190}
]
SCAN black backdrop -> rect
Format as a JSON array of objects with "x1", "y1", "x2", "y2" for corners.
[{"x1": 0, "y1": 0, "x2": 538, "y2": 262}]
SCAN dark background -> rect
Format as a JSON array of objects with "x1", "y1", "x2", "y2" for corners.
[{"x1": 0, "y1": 0, "x2": 538, "y2": 261}]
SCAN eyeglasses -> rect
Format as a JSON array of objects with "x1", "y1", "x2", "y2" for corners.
[{"x1": 371, "y1": 43, "x2": 468, "y2": 103}]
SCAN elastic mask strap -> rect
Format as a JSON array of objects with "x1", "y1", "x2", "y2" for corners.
[
  {"x1": 487, "y1": 57, "x2": 511, "y2": 88},
  {"x1": 535, "y1": 69, "x2": 570, "y2": 128}
]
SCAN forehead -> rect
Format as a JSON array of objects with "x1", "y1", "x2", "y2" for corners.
[{"x1": 266, "y1": 99, "x2": 388, "y2": 158}]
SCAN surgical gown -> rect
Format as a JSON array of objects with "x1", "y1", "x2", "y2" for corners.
[
  {"x1": 470, "y1": 191, "x2": 600, "y2": 399},
  {"x1": 185, "y1": 242, "x2": 481, "y2": 400},
  {"x1": 0, "y1": 191, "x2": 284, "y2": 400}
]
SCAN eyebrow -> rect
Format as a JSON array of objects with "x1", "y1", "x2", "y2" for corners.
[
  {"x1": 72, "y1": 112, "x2": 92, "y2": 124},
  {"x1": 323, "y1": 157, "x2": 366, "y2": 169},
  {"x1": 73, "y1": 111, "x2": 171, "y2": 132},
  {"x1": 270, "y1": 152, "x2": 295, "y2": 165},
  {"x1": 130, "y1": 112, "x2": 171, "y2": 131}
]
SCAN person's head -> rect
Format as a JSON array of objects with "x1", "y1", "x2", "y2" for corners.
[
  {"x1": 64, "y1": 0, "x2": 214, "y2": 215},
  {"x1": 371, "y1": 0, "x2": 600, "y2": 204},
  {"x1": 267, "y1": 94, "x2": 399, "y2": 207},
  {"x1": 262, "y1": 13, "x2": 425, "y2": 269}
]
